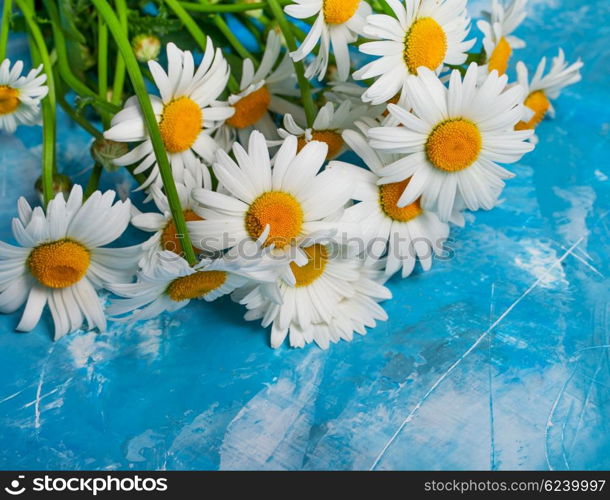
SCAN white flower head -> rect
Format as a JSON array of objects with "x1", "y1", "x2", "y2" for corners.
[
  {"x1": 354, "y1": 0, "x2": 474, "y2": 105},
  {"x1": 339, "y1": 123, "x2": 463, "y2": 278},
  {"x1": 107, "y1": 233, "x2": 282, "y2": 323},
  {"x1": 216, "y1": 30, "x2": 305, "y2": 148},
  {"x1": 0, "y1": 59, "x2": 48, "y2": 133},
  {"x1": 104, "y1": 39, "x2": 233, "y2": 191},
  {"x1": 236, "y1": 245, "x2": 391, "y2": 349},
  {"x1": 515, "y1": 49, "x2": 583, "y2": 130},
  {"x1": 189, "y1": 131, "x2": 361, "y2": 278},
  {"x1": 131, "y1": 165, "x2": 212, "y2": 271},
  {"x1": 477, "y1": 0, "x2": 528, "y2": 77},
  {"x1": 368, "y1": 64, "x2": 535, "y2": 221},
  {"x1": 0, "y1": 186, "x2": 139, "y2": 340},
  {"x1": 277, "y1": 100, "x2": 374, "y2": 160},
  {"x1": 285, "y1": 0, "x2": 372, "y2": 81}
]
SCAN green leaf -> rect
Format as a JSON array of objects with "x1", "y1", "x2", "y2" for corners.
[{"x1": 58, "y1": 0, "x2": 87, "y2": 43}]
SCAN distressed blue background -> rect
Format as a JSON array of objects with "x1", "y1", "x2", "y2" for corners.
[{"x1": 0, "y1": 0, "x2": 609, "y2": 470}]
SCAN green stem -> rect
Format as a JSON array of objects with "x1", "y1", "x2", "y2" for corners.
[
  {"x1": 164, "y1": 0, "x2": 208, "y2": 52},
  {"x1": 0, "y1": 0, "x2": 12, "y2": 61},
  {"x1": 57, "y1": 92, "x2": 104, "y2": 140},
  {"x1": 43, "y1": 0, "x2": 119, "y2": 115},
  {"x1": 212, "y1": 13, "x2": 255, "y2": 61},
  {"x1": 97, "y1": 14, "x2": 110, "y2": 127},
  {"x1": 111, "y1": 0, "x2": 127, "y2": 106},
  {"x1": 164, "y1": 0, "x2": 240, "y2": 92},
  {"x1": 93, "y1": 0, "x2": 197, "y2": 266},
  {"x1": 181, "y1": 1, "x2": 267, "y2": 13},
  {"x1": 17, "y1": 0, "x2": 55, "y2": 206},
  {"x1": 84, "y1": 164, "x2": 103, "y2": 198},
  {"x1": 193, "y1": 0, "x2": 257, "y2": 62},
  {"x1": 267, "y1": 0, "x2": 315, "y2": 126}
]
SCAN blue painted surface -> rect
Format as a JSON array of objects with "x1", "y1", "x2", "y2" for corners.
[{"x1": 0, "y1": 0, "x2": 609, "y2": 470}]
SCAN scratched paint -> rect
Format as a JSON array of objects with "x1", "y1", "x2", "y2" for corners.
[{"x1": 0, "y1": 0, "x2": 609, "y2": 470}]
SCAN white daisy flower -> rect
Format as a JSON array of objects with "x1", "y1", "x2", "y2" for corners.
[
  {"x1": 188, "y1": 131, "x2": 359, "y2": 272},
  {"x1": 354, "y1": 0, "x2": 474, "y2": 105},
  {"x1": 217, "y1": 30, "x2": 305, "y2": 146},
  {"x1": 515, "y1": 49, "x2": 583, "y2": 131},
  {"x1": 236, "y1": 244, "x2": 391, "y2": 349},
  {"x1": 0, "y1": 59, "x2": 48, "y2": 133},
  {"x1": 477, "y1": 0, "x2": 528, "y2": 77},
  {"x1": 277, "y1": 100, "x2": 372, "y2": 160},
  {"x1": 104, "y1": 39, "x2": 233, "y2": 190},
  {"x1": 368, "y1": 64, "x2": 535, "y2": 222},
  {"x1": 285, "y1": 0, "x2": 372, "y2": 81},
  {"x1": 0, "y1": 186, "x2": 140, "y2": 340},
  {"x1": 130, "y1": 166, "x2": 212, "y2": 271},
  {"x1": 338, "y1": 124, "x2": 461, "y2": 278},
  {"x1": 107, "y1": 234, "x2": 281, "y2": 323}
]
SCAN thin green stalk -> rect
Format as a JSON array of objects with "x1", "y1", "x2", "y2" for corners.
[
  {"x1": 84, "y1": 164, "x2": 103, "y2": 198},
  {"x1": 43, "y1": 0, "x2": 119, "y2": 115},
  {"x1": 0, "y1": 0, "x2": 12, "y2": 61},
  {"x1": 57, "y1": 93, "x2": 104, "y2": 140},
  {"x1": 194, "y1": 0, "x2": 257, "y2": 62},
  {"x1": 98, "y1": 14, "x2": 110, "y2": 127},
  {"x1": 212, "y1": 14, "x2": 255, "y2": 61},
  {"x1": 17, "y1": 0, "x2": 55, "y2": 205},
  {"x1": 181, "y1": 1, "x2": 267, "y2": 13},
  {"x1": 164, "y1": 0, "x2": 240, "y2": 92},
  {"x1": 267, "y1": 0, "x2": 316, "y2": 126},
  {"x1": 164, "y1": 0, "x2": 208, "y2": 52},
  {"x1": 93, "y1": 0, "x2": 197, "y2": 266},
  {"x1": 111, "y1": 0, "x2": 127, "y2": 106}
]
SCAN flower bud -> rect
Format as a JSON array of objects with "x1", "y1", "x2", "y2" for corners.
[
  {"x1": 91, "y1": 138, "x2": 129, "y2": 172},
  {"x1": 35, "y1": 173, "x2": 73, "y2": 202},
  {"x1": 132, "y1": 34, "x2": 161, "y2": 63}
]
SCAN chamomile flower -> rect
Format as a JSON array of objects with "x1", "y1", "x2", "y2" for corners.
[
  {"x1": 189, "y1": 131, "x2": 358, "y2": 272},
  {"x1": 285, "y1": 0, "x2": 372, "y2": 81},
  {"x1": 354, "y1": 0, "x2": 474, "y2": 105},
  {"x1": 477, "y1": 0, "x2": 528, "y2": 77},
  {"x1": 339, "y1": 125, "x2": 461, "y2": 277},
  {"x1": 104, "y1": 39, "x2": 233, "y2": 190},
  {"x1": 0, "y1": 59, "x2": 48, "y2": 133},
  {"x1": 515, "y1": 49, "x2": 583, "y2": 130},
  {"x1": 277, "y1": 100, "x2": 371, "y2": 160},
  {"x1": 236, "y1": 244, "x2": 391, "y2": 349},
  {"x1": 107, "y1": 237, "x2": 281, "y2": 322},
  {"x1": 217, "y1": 31, "x2": 305, "y2": 146},
  {"x1": 131, "y1": 166, "x2": 212, "y2": 271},
  {"x1": 0, "y1": 186, "x2": 139, "y2": 340},
  {"x1": 368, "y1": 64, "x2": 535, "y2": 222}
]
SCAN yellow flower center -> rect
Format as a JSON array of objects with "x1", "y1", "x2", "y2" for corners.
[
  {"x1": 159, "y1": 97, "x2": 202, "y2": 153},
  {"x1": 487, "y1": 36, "x2": 512, "y2": 76},
  {"x1": 166, "y1": 270, "x2": 227, "y2": 301},
  {"x1": 161, "y1": 209, "x2": 203, "y2": 257},
  {"x1": 379, "y1": 178, "x2": 423, "y2": 222},
  {"x1": 245, "y1": 191, "x2": 304, "y2": 249},
  {"x1": 404, "y1": 17, "x2": 447, "y2": 74},
  {"x1": 27, "y1": 239, "x2": 90, "y2": 289},
  {"x1": 0, "y1": 85, "x2": 20, "y2": 115},
  {"x1": 297, "y1": 130, "x2": 344, "y2": 160},
  {"x1": 290, "y1": 244, "x2": 328, "y2": 287},
  {"x1": 515, "y1": 91, "x2": 550, "y2": 130},
  {"x1": 226, "y1": 86, "x2": 271, "y2": 129},
  {"x1": 323, "y1": 0, "x2": 360, "y2": 25},
  {"x1": 426, "y1": 119, "x2": 482, "y2": 172}
]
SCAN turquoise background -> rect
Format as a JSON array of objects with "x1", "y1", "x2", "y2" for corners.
[{"x1": 0, "y1": 0, "x2": 609, "y2": 470}]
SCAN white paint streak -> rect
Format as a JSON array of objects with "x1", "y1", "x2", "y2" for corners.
[{"x1": 370, "y1": 237, "x2": 585, "y2": 470}]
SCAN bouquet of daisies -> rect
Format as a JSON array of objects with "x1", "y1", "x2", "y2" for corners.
[{"x1": 0, "y1": 0, "x2": 582, "y2": 349}]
